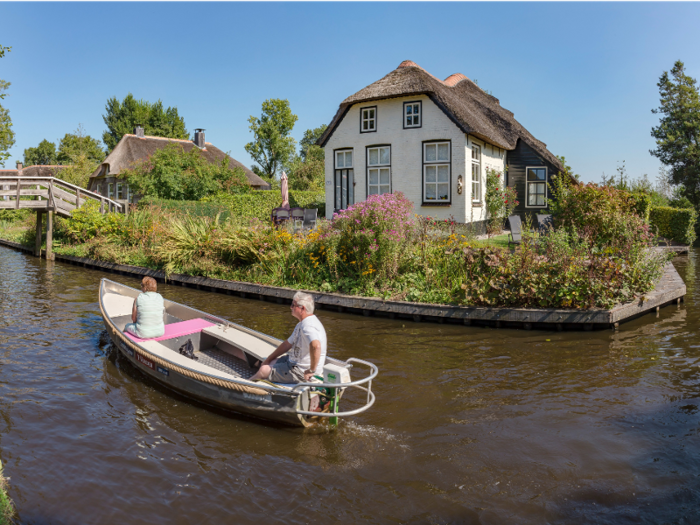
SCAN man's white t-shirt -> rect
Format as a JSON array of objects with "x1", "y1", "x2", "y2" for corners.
[{"x1": 287, "y1": 315, "x2": 327, "y2": 374}]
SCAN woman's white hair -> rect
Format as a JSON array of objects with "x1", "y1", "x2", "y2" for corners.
[{"x1": 293, "y1": 291, "x2": 315, "y2": 314}]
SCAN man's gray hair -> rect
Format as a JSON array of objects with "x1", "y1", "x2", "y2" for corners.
[{"x1": 293, "y1": 291, "x2": 315, "y2": 314}]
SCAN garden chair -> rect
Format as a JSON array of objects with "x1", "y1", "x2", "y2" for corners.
[
  {"x1": 275, "y1": 208, "x2": 290, "y2": 226},
  {"x1": 507, "y1": 215, "x2": 522, "y2": 246},
  {"x1": 290, "y1": 207, "x2": 304, "y2": 231},
  {"x1": 303, "y1": 208, "x2": 318, "y2": 230},
  {"x1": 537, "y1": 214, "x2": 553, "y2": 236}
]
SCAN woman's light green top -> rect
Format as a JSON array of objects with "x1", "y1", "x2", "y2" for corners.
[{"x1": 135, "y1": 292, "x2": 165, "y2": 339}]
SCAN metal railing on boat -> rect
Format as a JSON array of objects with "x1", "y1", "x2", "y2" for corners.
[{"x1": 291, "y1": 358, "x2": 378, "y2": 419}]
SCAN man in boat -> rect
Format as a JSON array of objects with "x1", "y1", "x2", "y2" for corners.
[{"x1": 250, "y1": 291, "x2": 327, "y2": 384}]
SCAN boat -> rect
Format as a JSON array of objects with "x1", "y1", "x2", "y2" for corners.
[{"x1": 98, "y1": 278, "x2": 378, "y2": 427}]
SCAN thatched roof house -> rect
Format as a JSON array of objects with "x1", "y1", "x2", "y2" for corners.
[
  {"x1": 88, "y1": 128, "x2": 269, "y2": 199},
  {"x1": 318, "y1": 60, "x2": 568, "y2": 224},
  {"x1": 0, "y1": 162, "x2": 68, "y2": 178}
]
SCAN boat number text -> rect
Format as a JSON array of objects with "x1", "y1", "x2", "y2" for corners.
[
  {"x1": 136, "y1": 352, "x2": 155, "y2": 370},
  {"x1": 157, "y1": 366, "x2": 169, "y2": 377},
  {"x1": 119, "y1": 341, "x2": 134, "y2": 357}
]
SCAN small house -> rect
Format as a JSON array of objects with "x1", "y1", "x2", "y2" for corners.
[
  {"x1": 87, "y1": 127, "x2": 269, "y2": 204},
  {"x1": 317, "y1": 61, "x2": 567, "y2": 226}
]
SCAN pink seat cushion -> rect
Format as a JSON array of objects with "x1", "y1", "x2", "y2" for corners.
[{"x1": 125, "y1": 318, "x2": 216, "y2": 343}]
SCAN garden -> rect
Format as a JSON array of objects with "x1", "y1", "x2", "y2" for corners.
[{"x1": 1, "y1": 171, "x2": 693, "y2": 310}]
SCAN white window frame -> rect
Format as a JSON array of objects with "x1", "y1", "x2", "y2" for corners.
[
  {"x1": 404, "y1": 101, "x2": 422, "y2": 129},
  {"x1": 107, "y1": 183, "x2": 114, "y2": 199},
  {"x1": 334, "y1": 148, "x2": 354, "y2": 211},
  {"x1": 116, "y1": 182, "x2": 124, "y2": 200},
  {"x1": 360, "y1": 106, "x2": 377, "y2": 133},
  {"x1": 525, "y1": 166, "x2": 548, "y2": 208},
  {"x1": 423, "y1": 141, "x2": 451, "y2": 203},
  {"x1": 471, "y1": 144, "x2": 481, "y2": 203},
  {"x1": 366, "y1": 146, "x2": 391, "y2": 196}
]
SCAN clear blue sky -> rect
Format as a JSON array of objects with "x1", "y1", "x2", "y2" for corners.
[{"x1": 1, "y1": 2, "x2": 699, "y2": 184}]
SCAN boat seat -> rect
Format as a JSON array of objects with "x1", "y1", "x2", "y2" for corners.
[
  {"x1": 102, "y1": 293, "x2": 136, "y2": 318},
  {"x1": 203, "y1": 324, "x2": 278, "y2": 363},
  {"x1": 125, "y1": 318, "x2": 215, "y2": 343}
]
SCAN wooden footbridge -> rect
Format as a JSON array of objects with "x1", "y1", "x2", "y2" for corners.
[{"x1": 0, "y1": 176, "x2": 123, "y2": 261}]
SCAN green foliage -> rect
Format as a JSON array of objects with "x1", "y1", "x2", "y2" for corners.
[
  {"x1": 0, "y1": 209, "x2": 30, "y2": 222},
  {"x1": 245, "y1": 99, "x2": 298, "y2": 180},
  {"x1": 629, "y1": 192, "x2": 653, "y2": 222},
  {"x1": 0, "y1": 463, "x2": 14, "y2": 525},
  {"x1": 200, "y1": 190, "x2": 325, "y2": 220},
  {"x1": 485, "y1": 168, "x2": 518, "y2": 235},
  {"x1": 0, "y1": 45, "x2": 14, "y2": 167},
  {"x1": 57, "y1": 125, "x2": 105, "y2": 165},
  {"x1": 102, "y1": 93, "x2": 188, "y2": 152},
  {"x1": 137, "y1": 198, "x2": 233, "y2": 220},
  {"x1": 650, "y1": 60, "x2": 700, "y2": 208},
  {"x1": 24, "y1": 139, "x2": 57, "y2": 166},
  {"x1": 284, "y1": 124, "x2": 327, "y2": 191},
  {"x1": 123, "y1": 143, "x2": 250, "y2": 200},
  {"x1": 299, "y1": 124, "x2": 327, "y2": 162},
  {"x1": 649, "y1": 206, "x2": 698, "y2": 245},
  {"x1": 556, "y1": 155, "x2": 580, "y2": 182}
]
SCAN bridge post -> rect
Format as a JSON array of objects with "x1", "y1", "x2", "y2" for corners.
[
  {"x1": 46, "y1": 210, "x2": 54, "y2": 261},
  {"x1": 35, "y1": 211, "x2": 43, "y2": 257}
]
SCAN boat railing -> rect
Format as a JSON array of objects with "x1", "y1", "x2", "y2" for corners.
[{"x1": 291, "y1": 358, "x2": 378, "y2": 418}]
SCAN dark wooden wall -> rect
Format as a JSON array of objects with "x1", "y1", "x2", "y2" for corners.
[{"x1": 505, "y1": 139, "x2": 559, "y2": 222}]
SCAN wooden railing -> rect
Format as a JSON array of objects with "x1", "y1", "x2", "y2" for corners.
[{"x1": 0, "y1": 177, "x2": 123, "y2": 217}]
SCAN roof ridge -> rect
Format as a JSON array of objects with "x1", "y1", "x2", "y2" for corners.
[{"x1": 125, "y1": 133, "x2": 210, "y2": 145}]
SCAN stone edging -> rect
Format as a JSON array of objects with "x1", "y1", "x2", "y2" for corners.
[{"x1": 0, "y1": 238, "x2": 686, "y2": 331}]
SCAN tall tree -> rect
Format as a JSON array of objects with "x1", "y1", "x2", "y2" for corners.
[
  {"x1": 57, "y1": 125, "x2": 106, "y2": 189},
  {"x1": 24, "y1": 139, "x2": 57, "y2": 166},
  {"x1": 245, "y1": 99, "x2": 298, "y2": 180},
  {"x1": 284, "y1": 125, "x2": 327, "y2": 191},
  {"x1": 650, "y1": 60, "x2": 700, "y2": 206},
  {"x1": 102, "y1": 93, "x2": 188, "y2": 152},
  {"x1": 0, "y1": 44, "x2": 15, "y2": 167},
  {"x1": 57, "y1": 125, "x2": 105, "y2": 165}
]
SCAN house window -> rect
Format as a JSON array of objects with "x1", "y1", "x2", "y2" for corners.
[
  {"x1": 404, "y1": 101, "x2": 422, "y2": 128},
  {"x1": 116, "y1": 182, "x2": 124, "y2": 200},
  {"x1": 471, "y1": 144, "x2": 481, "y2": 202},
  {"x1": 367, "y1": 146, "x2": 391, "y2": 195},
  {"x1": 108, "y1": 183, "x2": 114, "y2": 199},
  {"x1": 423, "y1": 141, "x2": 450, "y2": 202},
  {"x1": 334, "y1": 149, "x2": 354, "y2": 211},
  {"x1": 361, "y1": 106, "x2": 377, "y2": 133},
  {"x1": 96, "y1": 184, "x2": 102, "y2": 195},
  {"x1": 526, "y1": 167, "x2": 547, "y2": 207}
]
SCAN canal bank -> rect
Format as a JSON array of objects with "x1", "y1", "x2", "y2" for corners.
[
  {"x1": 1, "y1": 244, "x2": 699, "y2": 524},
  {"x1": 0, "y1": 237, "x2": 687, "y2": 331}
]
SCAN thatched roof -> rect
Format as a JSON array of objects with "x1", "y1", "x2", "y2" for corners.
[
  {"x1": 90, "y1": 134, "x2": 270, "y2": 190},
  {"x1": 318, "y1": 60, "x2": 564, "y2": 172},
  {"x1": 0, "y1": 165, "x2": 67, "y2": 177}
]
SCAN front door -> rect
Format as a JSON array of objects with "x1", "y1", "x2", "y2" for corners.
[{"x1": 334, "y1": 168, "x2": 354, "y2": 212}]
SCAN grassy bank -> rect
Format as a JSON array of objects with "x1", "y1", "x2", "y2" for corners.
[
  {"x1": 0, "y1": 461, "x2": 14, "y2": 525},
  {"x1": 0, "y1": 188, "x2": 670, "y2": 309}
]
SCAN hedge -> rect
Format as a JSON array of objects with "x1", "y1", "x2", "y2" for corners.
[
  {"x1": 649, "y1": 206, "x2": 698, "y2": 245},
  {"x1": 142, "y1": 191, "x2": 326, "y2": 222},
  {"x1": 630, "y1": 193, "x2": 652, "y2": 222}
]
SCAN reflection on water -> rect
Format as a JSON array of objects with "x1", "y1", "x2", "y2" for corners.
[{"x1": 1, "y1": 246, "x2": 700, "y2": 523}]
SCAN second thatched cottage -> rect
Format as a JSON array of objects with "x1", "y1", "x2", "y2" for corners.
[
  {"x1": 88, "y1": 127, "x2": 269, "y2": 203},
  {"x1": 317, "y1": 60, "x2": 566, "y2": 224}
]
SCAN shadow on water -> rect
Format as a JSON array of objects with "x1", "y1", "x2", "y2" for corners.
[{"x1": 2, "y1": 246, "x2": 700, "y2": 524}]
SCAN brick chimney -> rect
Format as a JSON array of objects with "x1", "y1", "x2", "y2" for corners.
[
  {"x1": 194, "y1": 129, "x2": 205, "y2": 148},
  {"x1": 16, "y1": 161, "x2": 23, "y2": 170},
  {"x1": 134, "y1": 125, "x2": 145, "y2": 138}
]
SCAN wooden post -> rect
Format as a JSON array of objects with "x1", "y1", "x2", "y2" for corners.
[
  {"x1": 46, "y1": 211, "x2": 54, "y2": 261},
  {"x1": 100, "y1": 197, "x2": 104, "y2": 214},
  {"x1": 15, "y1": 180, "x2": 20, "y2": 209},
  {"x1": 35, "y1": 211, "x2": 43, "y2": 257},
  {"x1": 76, "y1": 189, "x2": 81, "y2": 208}
]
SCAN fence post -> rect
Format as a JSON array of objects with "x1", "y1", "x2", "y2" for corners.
[
  {"x1": 35, "y1": 210, "x2": 43, "y2": 257},
  {"x1": 46, "y1": 210, "x2": 54, "y2": 261},
  {"x1": 15, "y1": 179, "x2": 20, "y2": 209},
  {"x1": 76, "y1": 188, "x2": 81, "y2": 208},
  {"x1": 100, "y1": 197, "x2": 104, "y2": 214}
]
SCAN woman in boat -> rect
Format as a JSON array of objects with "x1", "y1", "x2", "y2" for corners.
[{"x1": 124, "y1": 276, "x2": 165, "y2": 339}]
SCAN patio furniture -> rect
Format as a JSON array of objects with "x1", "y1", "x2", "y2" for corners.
[
  {"x1": 303, "y1": 208, "x2": 318, "y2": 230},
  {"x1": 290, "y1": 207, "x2": 304, "y2": 230},
  {"x1": 272, "y1": 208, "x2": 290, "y2": 226},
  {"x1": 537, "y1": 214, "x2": 553, "y2": 236},
  {"x1": 507, "y1": 215, "x2": 522, "y2": 246}
]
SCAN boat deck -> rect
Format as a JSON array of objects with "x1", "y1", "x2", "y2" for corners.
[{"x1": 195, "y1": 347, "x2": 256, "y2": 379}]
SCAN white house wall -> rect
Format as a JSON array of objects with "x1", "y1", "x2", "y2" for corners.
[{"x1": 324, "y1": 94, "x2": 506, "y2": 223}]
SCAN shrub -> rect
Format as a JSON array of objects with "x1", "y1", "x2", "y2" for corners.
[
  {"x1": 630, "y1": 193, "x2": 653, "y2": 222},
  {"x1": 649, "y1": 206, "x2": 698, "y2": 245},
  {"x1": 485, "y1": 168, "x2": 518, "y2": 236},
  {"x1": 201, "y1": 190, "x2": 325, "y2": 220}
]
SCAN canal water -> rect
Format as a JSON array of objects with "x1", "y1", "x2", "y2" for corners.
[{"x1": 0, "y1": 245, "x2": 699, "y2": 524}]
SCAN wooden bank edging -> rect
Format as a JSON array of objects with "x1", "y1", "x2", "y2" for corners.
[{"x1": 0, "y1": 238, "x2": 686, "y2": 331}]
